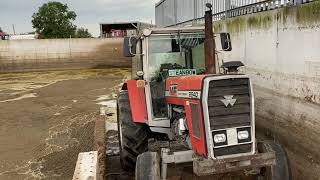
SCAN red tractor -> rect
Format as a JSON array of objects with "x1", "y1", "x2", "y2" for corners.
[{"x1": 118, "y1": 4, "x2": 291, "y2": 180}]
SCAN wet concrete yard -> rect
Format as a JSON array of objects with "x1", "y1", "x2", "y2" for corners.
[{"x1": 0, "y1": 68, "x2": 130, "y2": 179}]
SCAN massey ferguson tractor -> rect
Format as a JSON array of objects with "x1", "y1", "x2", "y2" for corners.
[{"x1": 117, "y1": 4, "x2": 291, "y2": 180}]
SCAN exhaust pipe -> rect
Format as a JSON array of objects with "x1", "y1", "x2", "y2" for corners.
[{"x1": 204, "y1": 3, "x2": 216, "y2": 74}]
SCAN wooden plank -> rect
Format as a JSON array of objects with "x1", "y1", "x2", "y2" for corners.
[{"x1": 73, "y1": 151, "x2": 98, "y2": 180}]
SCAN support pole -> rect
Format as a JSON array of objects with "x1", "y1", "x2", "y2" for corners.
[{"x1": 204, "y1": 4, "x2": 216, "y2": 74}]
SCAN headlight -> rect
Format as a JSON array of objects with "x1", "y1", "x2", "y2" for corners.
[
  {"x1": 214, "y1": 134, "x2": 226, "y2": 143},
  {"x1": 237, "y1": 130, "x2": 249, "y2": 140}
]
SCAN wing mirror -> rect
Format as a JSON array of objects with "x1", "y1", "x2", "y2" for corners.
[
  {"x1": 123, "y1": 36, "x2": 138, "y2": 57},
  {"x1": 220, "y1": 33, "x2": 232, "y2": 51}
]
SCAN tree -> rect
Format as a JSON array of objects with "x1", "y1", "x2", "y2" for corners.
[
  {"x1": 0, "y1": 27, "x2": 2, "y2": 32},
  {"x1": 32, "y1": 2, "x2": 77, "y2": 39},
  {"x1": 75, "y1": 28, "x2": 92, "y2": 38}
]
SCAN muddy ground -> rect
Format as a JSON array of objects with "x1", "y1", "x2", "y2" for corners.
[
  {"x1": 0, "y1": 68, "x2": 130, "y2": 180},
  {"x1": 0, "y1": 68, "x2": 317, "y2": 180}
]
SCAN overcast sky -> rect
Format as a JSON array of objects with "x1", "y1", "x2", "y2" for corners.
[{"x1": 0, "y1": 0, "x2": 158, "y2": 37}]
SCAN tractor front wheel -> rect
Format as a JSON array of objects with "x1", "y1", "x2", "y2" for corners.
[
  {"x1": 256, "y1": 141, "x2": 292, "y2": 180},
  {"x1": 117, "y1": 91, "x2": 149, "y2": 171}
]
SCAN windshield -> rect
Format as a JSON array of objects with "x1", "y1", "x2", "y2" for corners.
[{"x1": 148, "y1": 32, "x2": 205, "y2": 80}]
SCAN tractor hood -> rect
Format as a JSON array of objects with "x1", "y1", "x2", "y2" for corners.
[{"x1": 164, "y1": 73, "x2": 248, "y2": 101}]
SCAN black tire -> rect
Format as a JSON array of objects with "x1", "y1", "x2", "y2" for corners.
[
  {"x1": 135, "y1": 152, "x2": 160, "y2": 180},
  {"x1": 257, "y1": 141, "x2": 292, "y2": 180},
  {"x1": 117, "y1": 91, "x2": 149, "y2": 171}
]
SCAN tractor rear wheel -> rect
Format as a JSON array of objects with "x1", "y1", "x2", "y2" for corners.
[
  {"x1": 117, "y1": 91, "x2": 149, "y2": 171},
  {"x1": 256, "y1": 141, "x2": 292, "y2": 180}
]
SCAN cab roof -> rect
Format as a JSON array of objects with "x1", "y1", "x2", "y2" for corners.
[{"x1": 149, "y1": 26, "x2": 205, "y2": 34}]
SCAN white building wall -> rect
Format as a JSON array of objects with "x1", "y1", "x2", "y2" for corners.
[{"x1": 214, "y1": 3, "x2": 320, "y2": 179}]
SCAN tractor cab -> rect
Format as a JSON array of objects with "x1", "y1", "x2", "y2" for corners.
[{"x1": 124, "y1": 27, "x2": 233, "y2": 125}]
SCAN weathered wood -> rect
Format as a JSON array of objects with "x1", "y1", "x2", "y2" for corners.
[{"x1": 94, "y1": 116, "x2": 106, "y2": 180}]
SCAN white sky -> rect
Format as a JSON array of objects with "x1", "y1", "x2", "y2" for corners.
[{"x1": 0, "y1": 0, "x2": 159, "y2": 37}]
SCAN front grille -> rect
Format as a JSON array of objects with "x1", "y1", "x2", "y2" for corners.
[
  {"x1": 208, "y1": 78, "x2": 251, "y2": 130},
  {"x1": 206, "y1": 77, "x2": 253, "y2": 157}
]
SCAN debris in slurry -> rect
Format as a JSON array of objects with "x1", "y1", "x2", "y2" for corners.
[
  {"x1": 95, "y1": 95, "x2": 112, "y2": 101},
  {"x1": 100, "y1": 106, "x2": 108, "y2": 116},
  {"x1": 0, "y1": 93, "x2": 37, "y2": 103},
  {"x1": 106, "y1": 122, "x2": 118, "y2": 132},
  {"x1": 96, "y1": 100, "x2": 116, "y2": 107}
]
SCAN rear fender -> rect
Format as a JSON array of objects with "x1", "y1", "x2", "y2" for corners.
[{"x1": 122, "y1": 80, "x2": 147, "y2": 123}]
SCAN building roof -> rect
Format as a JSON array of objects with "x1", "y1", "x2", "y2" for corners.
[
  {"x1": 0, "y1": 32, "x2": 7, "y2": 36},
  {"x1": 155, "y1": 0, "x2": 166, "y2": 7},
  {"x1": 99, "y1": 21, "x2": 153, "y2": 26}
]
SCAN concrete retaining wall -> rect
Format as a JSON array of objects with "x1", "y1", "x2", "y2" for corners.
[
  {"x1": 0, "y1": 38, "x2": 131, "y2": 72},
  {"x1": 216, "y1": 2, "x2": 320, "y2": 179}
]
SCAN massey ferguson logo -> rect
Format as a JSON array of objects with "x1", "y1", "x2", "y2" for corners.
[
  {"x1": 220, "y1": 95, "x2": 237, "y2": 107},
  {"x1": 169, "y1": 85, "x2": 177, "y2": 95}
]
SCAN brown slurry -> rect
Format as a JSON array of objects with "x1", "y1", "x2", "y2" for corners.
[{"x1": 0, "y1": 68, "x2": 130, "y2": 179}]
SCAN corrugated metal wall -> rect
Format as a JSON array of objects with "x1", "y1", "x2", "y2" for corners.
[
  {"x1": 155, "y1": 3, "x2": 164, "y2": 27},
  {"x1": 155, "y1": 0, "x2": 313, "y2": 27},
  {"x1": 156, "y1": 0, "x2": 228, "y2": 27},
  {"x1": 176, "y1": 0, "x2": 194, "y2": 24},
  {"x1": 155, "y1": 0, "x2": 176, "y2": 27}
]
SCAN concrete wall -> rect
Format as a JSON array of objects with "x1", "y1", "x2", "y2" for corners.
[
  {"x1": 215, "y1": 2, "x2": 320, "y2": 179},
  {"x1": 0, "y1": 38, "x2": 131, "y2": 72}
]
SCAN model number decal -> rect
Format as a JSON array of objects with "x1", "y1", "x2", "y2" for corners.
[
  {"x1": 188, "y1": 91, "x2": 199, "y2": 99},
  {"x1": 165, "y1": 90, "x2": 201, "y2": 99}
]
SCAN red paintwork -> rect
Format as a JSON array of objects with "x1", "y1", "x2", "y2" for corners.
[
  {"x1": 165, "y1": 75, "x2": 205, "y2": 91},
  {"x1": 184, "y1": 99, "x2": 207, "y2": 156},
  {"x1": 165, "y1": 75, "x2": 208, "y2": 157},
  {"x1": 124, "y1": 75, "x2": 209, "y2": 157},
  {"x1": 126, "y1": 80, "x2": 147, "y2": 123}
]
